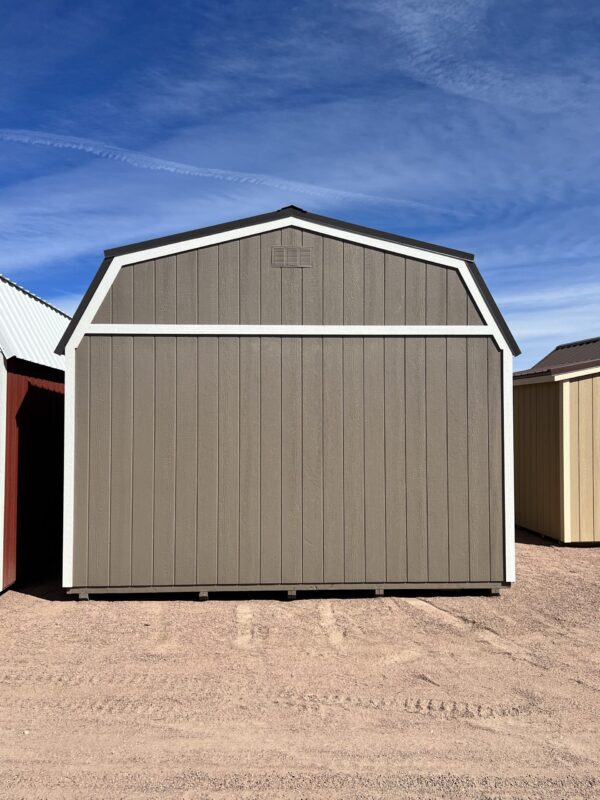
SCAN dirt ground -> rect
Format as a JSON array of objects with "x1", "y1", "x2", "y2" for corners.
[{"x1": 1, "y1": 531, "x2": 599, "y2": 800}]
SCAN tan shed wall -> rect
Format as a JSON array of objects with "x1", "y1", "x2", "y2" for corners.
[
  {"x1": 93, "y1": 228, "x2": 484, "y2": 327},
  {"x1": 514, "y1": 382, "x2": 562, "y2": 540},
  {"x1": 72, "y1": 335, "x2": 504, "y2": 588},
  {"x1": 566, "y1": 375, "x2": 600, "y2": 542}
]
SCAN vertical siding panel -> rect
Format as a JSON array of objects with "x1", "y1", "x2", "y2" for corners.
[
  {"x1": 323, "y1": 238, "x2": 343, "y2": 324},
  {"x1": 131, "y1": 337, "x2": 155, "y2": 585},
  {"x1": 569, "y1": 381, "x2": 580, "y2": 541},
  {"x1": 447, "y1": 339, "x2": 469, "y2": 581},
  {"x1": 197, "y1": 338, "x2": 219, "y2": 583},
  {"x1": 364, "y1": 249, "x2": 384, "y2": 324},
  {"x1": 281, "y1": 228, "x2": 303, "y2": 324},
  {"x1": 176, "y1": 251, "x2": 198, "y2": 323},
  {"x1": 198, "y1": 245, "x2": 219, "y2": 323},
  {"x1": 578, "y1": 378, "x2": 594, "y2": 539},
  {"x1": 133, "y1": 261, "x2": 156, "y2": 323},
  {"x1": 302, "y1": 338, "x2": 324, "y2": 582},
  {"x1": 109, "y1": 337, "x2": 133, "y2": 586},
  {"x1": 111, "y1": 267, "x2": 133, "y2": 324},
  {"x1": 175, "y1": 337, "x2": 198, "y2": 584},
  {"x1": 261, "y1": 337, "x2": 282, "y2": 582},
  {"x1": 281, "y1": 338, "x2": 302, "y2": 583},
  {"x1": 364, "y1": 338, "x2": 386, "y2": 581},
  {"x1": 384, "y1": 254, "x2": 406, "y2": 324},
  {"x1": 153, "y1": 337, "x2": 176, "y2": 585},
  {"x1": 426, "y1": 338, "x2": 449, "y2": 581},
  {"x1": 218, "y1": 240, "x2": 240, "y2": 324},
  {"x1": 405, "y1": 338, "x2": 427, "y2": 581},
  {"x1": 446, "y1": 270, "x2": 468, "y2": 325},
  {"x1": 323, "y1": 338, "x2": 344, "y2": 582},
  {"x1": 488, "y1": 340, "x2": 504, "y2": 581},
  {"x1": 467, "y1": 297, "x2": 483, "y2": 324},
  {"x1": 405, "y1": 260, "x2": 426, "y2": 324},
  {"x1": 343, "y1": 243, "x2": 364, "y2": 324},
  {"x1": 425, "y1": 265, "x2": 447, "y2": 325},
  {"x1": 239, "y1": 236, "x2": 261, "y2": 323},
  {"x1": 73, "y1": 338, "x2": 90, "y2": 586},
  {"x1": 260, "y1": 231, "x2": 282, "y2": 323},
  {"x1": 239, "y1": 337, "x2": 261, "y2": 582},
  {"x1": 594, "y1": 377, "x2": 600, "y2": 541},
  {"x1": 155, "y1": 256, "x2": 177, "y2": 323},
  {"x1": 87, "y1": 337, "x2": 111, "y2": 586},
  {"x1": 343, "y1": 338, "x2": 365, "y2": 582},
  {"x1": 302, "y1": 231, "x2": 323, "y2": 324},
  {"x1": 385, "y1": 338, "x2": 407, "y2": 581},
  {"x1": 94, "y1": 290, "x2": 112, "y2": 323},
  {"x1": 218, "y1": 337, "x2": 240, "y2": 583},
  {"x1": 467, "y1": 338, "x2": 490, "y2": 581}
]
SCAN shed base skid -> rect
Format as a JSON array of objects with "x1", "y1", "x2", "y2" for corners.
[{"x1": 67, "y1": 581, "x2": 505, "y2": 598}]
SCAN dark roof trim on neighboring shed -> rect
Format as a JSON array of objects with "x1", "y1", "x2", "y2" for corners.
[
  {"x1": 56, "y1": 206, "x2": 520, "y2": 355},
  {"x1": 514, "y1": 335, "x2": 600, "y2": 380}
]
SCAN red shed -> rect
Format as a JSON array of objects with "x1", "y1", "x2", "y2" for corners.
[{"x1": 0, "y1": 276, "x2": 69, "y2": 592}]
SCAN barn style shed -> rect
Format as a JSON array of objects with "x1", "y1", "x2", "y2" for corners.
[
  {"x1": 0, "y1": 276, "x2": 69, "y2": 592},
  {"x1": 514, "y1": 337, "x2": 600, "y2": 543},
  {"x1": 57, "y1": 206, "x2": 519, "y2": 597}
]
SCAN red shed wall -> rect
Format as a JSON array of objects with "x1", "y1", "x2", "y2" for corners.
[{"x1": 2, "y1": 366, "x2": 64, "y2": 590}]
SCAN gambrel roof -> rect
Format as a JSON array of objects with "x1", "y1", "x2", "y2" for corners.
[{"x1": 56, "y1": 206, "x2": 519, "y2": 355}]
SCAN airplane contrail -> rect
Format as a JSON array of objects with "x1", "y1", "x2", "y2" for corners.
[{"x1": 0, "y1": 128, "x2": 439, "y2": 211}]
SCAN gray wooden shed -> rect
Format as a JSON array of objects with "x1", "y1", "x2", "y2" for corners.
[{"x1": 57, "y1": 207, "x2": 519, "y2": 597}]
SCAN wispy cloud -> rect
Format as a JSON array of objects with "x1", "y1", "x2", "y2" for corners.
[{"x1": 0, "y1": 128, "x2": 416, "y2": 207}]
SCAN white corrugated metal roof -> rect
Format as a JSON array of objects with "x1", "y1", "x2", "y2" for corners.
[{"x1": 0, "y1": 275, "x2": 70, "y2": 371}]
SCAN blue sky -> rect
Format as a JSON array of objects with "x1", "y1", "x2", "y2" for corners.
[{"x1": 1, "y1": 1, "x2": 599, "y2": 366}]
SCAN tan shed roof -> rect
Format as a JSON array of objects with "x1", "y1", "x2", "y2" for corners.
[{"x1": 514, "y1": 336, "x2": 600, "y2": 380}]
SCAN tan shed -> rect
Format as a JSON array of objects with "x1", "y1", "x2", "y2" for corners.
[
  {"x1": 57, "y1": 206, "x2": 519, "y2": 597},
  {"x1": 514, "y1": 337, "x2": 600, "y2": 543}
]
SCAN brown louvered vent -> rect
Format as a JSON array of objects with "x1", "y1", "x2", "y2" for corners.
[{"x1": 272, "y1": 246, "x2": 312, "y2": 267}]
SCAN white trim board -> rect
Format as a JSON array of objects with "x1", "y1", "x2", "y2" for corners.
[
  {"x1": 503, "y1": 350, "x2": 516, "y2": 582},
  {"x1": 0, "y1": 355, "x2": 7, "y2": 591},
  {"x1": 87, "y1": 324, "x2": 492, "y2": 337},
  {"x1": 62, "y1": 346, "x2": 75, "y2": 588}
]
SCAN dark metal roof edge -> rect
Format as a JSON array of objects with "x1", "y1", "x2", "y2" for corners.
[
  {"x1": 514, "y1": 357, "x2": 600, "y2": 380},
  {"x1": 465, "y1": 260, "x2": 520, "y2": 356},
  {"x1": 104, "y1": 206, "x2": 476, "y2": 261},
  {"x1": 55, "y1": 256, "x2": 113, "y2": 354}
]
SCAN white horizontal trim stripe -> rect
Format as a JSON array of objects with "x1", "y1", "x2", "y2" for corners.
[{"x1": 87, "y1": 324, "x2": 492, "y2": 337}]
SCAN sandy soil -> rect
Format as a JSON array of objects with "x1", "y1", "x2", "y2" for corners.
[{"x1": 1, "y1": 530, "x2": 599, "y2": 800}]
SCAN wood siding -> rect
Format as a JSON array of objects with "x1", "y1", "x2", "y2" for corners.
[
  {"x1": 73, "y1": 335, "x2": 504, "y2": 588},
  {"x1": 566, "y1": 375, "x2": 600, "y2": 542},
  {"x1": 513, "y1": 382, "x2": 562, "y2": 540},
  {"x1": 94, "y1": 229, "x2": 483, "y2": 326}
]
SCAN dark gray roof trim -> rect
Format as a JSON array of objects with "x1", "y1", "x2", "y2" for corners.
[
  {"x1": 514, "y1": 335, "x2": 600, "y2": 379},
  {"x1": 56, "y1": 206, "x2": 519, "y2": 355}
]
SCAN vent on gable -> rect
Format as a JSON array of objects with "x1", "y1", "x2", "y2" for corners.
[{"x1": 272, "y1": 246, "x2": 312, "y2": 267}]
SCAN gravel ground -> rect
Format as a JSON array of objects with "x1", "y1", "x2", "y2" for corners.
[{"x1": 1, "y1": 529, "x2": 599, "y2": 799}]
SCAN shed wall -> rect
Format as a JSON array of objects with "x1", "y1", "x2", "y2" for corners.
[
  {"x1": 93, "y1": 229, "x2": 484, "y2": 327},
  {"x1": 513, "y1": 382, "x2": 562, "y2": 540},
  {"x1": 567, "y1": 375, "x2": 600, "y2": 542},
  {"x1": 73, "y1": 334, "x2": 504, "y2": 588}
]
